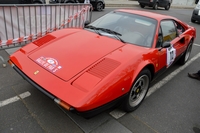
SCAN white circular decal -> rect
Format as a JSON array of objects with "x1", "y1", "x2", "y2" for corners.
[{"x1": 47, "y1": 59, "x2": 55, "y2": 64}]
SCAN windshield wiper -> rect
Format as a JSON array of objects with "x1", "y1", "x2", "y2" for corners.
[
  {"x1": 96, "y1": 28, "x2": 122, "y2": 36},
  {"x1": 84, "y1": 25, "x2": 101, "y2": 35},
  {"x1": 85, "y1": 26, "x2": 125, "y2": 43},
  {"x1": 97, "y1": 28, "x2": 125, "y2": 43},
  {"x1": 112, "y1": 34, "x2": 126, "y2": 43}
]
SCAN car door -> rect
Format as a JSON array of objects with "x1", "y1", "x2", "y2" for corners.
[
  {"x1": 158, "y1": 0, "x2": 168, "y2": 6},
  {"x1": 156, "y1": 20, "x2": 184, "y2": 69}
]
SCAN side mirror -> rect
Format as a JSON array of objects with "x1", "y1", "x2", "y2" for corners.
[
  {"x1": 162, "y1": 41, "x2": 171, "y2": 48},
  {"x1": 84, "y1": 20, "x2": 90, "y2": 27}
]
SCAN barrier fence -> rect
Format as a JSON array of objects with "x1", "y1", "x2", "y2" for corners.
[{"x1": 0, "y1": 3, "x2": 92, "y2": 67}]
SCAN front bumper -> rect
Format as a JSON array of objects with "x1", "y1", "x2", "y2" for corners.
[{"x1": 10, "y1": 61, "x2": 126, "y2": 118}]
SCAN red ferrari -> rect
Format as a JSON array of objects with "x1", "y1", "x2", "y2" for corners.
[{"x1": 9, "y1": 9, "x2": 196, "y2": 118}]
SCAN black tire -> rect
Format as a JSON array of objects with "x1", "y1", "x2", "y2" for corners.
[
  {"x1": 153, "y1": 3, "x2": 158, "y2": 10},
  {"x1": 165, "y1": 3, "x2": 170, "y2": 10},
  {"x1": 179, "y1": 40, "x2": 193, "y2": 65},
  {"x1": 95, "y1": 2, "x2": 104, "y2": 11},
  {"x1": 64, "y1": 0, "x2": 75, "y2": 3},
  {"x1": 123, "y1": 69, "x2": 151, "y2": 112},
  {"x1": 33, "y1": 2, "x2": 42, "y2": 4},
  {"x1": 191, "y1": 18, "x2": 196, "y2": 23},
  {"x1": 140, "y1": 4, "x2": 145, "y2": 8}
]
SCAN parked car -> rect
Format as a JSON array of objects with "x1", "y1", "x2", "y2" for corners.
[
  {"x1": 138, "y1": 0, "x2": 172, "y2": 10},
  {"x1": 49, "y1": 0, "x2": 105, "y2": 11},
  {"x1": 191, "y1": 1, "x2": 200, "y2": 23},
  {"x1": 0, "y1": 0, "x2": 45, "y2": 4},
  {"x1": 9, "y1": 9, "x2": 196, "y2": 118}
]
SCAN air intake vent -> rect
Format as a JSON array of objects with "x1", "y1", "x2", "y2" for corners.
[
  {"x1": 87, "y1": 58, "x2": 121, "y2": 79},
  {"x1": 33, "y1": 34, "x2": 56, "y2": 46}
]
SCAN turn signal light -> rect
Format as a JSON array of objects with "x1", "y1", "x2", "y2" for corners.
[{"x1": 54, "y1": 98, "x2": 71, "y2": 110}]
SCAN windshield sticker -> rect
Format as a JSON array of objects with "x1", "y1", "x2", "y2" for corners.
[
  {"x1": 166, "y1": 45, "x2": 176, "y2": 68},
  {"x1": 35, "y1": 56, "x2": 62, "y2": 73}
]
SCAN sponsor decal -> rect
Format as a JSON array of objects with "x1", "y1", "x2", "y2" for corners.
[{"x1": 35, "y1": 56, "x2": 62, "y2": 73}]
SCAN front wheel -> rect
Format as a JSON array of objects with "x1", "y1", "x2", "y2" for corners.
[
  {"x1": 179, "y1": 40, "x2": 193, "y2": 65},
  {"x1": 123, "y1": 69, "x2": 151, "y2": 112}
]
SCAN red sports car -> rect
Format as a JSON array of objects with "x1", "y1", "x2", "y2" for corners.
[{"x1": 9, "y1": 9, "x2": 196, "y2": 118}]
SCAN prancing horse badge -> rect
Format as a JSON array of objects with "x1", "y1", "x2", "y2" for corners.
[{"x1": 34, "y1": 70, "x2": 39, "y2": 75}]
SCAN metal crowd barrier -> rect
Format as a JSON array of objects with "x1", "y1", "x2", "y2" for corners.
[{"x1": 0, "y1": 3, "x2": 92, "y2": 67}]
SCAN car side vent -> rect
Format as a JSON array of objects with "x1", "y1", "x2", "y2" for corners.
[
  {"x1": 33, "y1": 34, "x2": 56, "y2": 46},
  {"x1": 87, "y1": 58, "x2": 121, "y2": 79}
]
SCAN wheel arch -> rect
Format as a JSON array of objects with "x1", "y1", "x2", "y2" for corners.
[
  {"x1": 123, "y1": 63, "x2": 154, "y2": 112},
  {"x1": 130, "y1": 63, "x2": 155, "y2": 85},
  {"x1": 143, "y1": 64, "x2": 155, "y2": 81}
]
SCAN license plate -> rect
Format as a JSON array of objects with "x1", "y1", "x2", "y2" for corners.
[{"x1": 198, "y1": 10, "x2": 200, "y2": 15}]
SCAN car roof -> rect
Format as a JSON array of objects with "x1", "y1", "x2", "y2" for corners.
[{"x1": 115, "y1": 9, "x2": 176, "y2": 21}]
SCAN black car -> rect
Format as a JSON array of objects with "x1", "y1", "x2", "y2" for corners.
[
  {"x1": 191, "y1": 0, "x2": 200, "y2": 23},
  {"x1": 49, "y1": 0, "x2": 105, "y2": 11},
  {"x1": 138, "y1": 0, "x2": 172, "y2": 10},
  {"x1": 0, "y1": 0, "x2": 45, "y2": 4}
]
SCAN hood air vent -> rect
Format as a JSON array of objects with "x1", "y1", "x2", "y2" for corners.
[
  {"x1": 87, "y1": 58, "x2": 121, "y2": 79},
  {"x1": 33, "y1": 34, "x2": 56, "y2": 46}
]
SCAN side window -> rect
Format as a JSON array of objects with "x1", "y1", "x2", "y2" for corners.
[
  {"x1": 174, "y1": 21, "x2": 185, "y2": 35},
  {"x1": 160, "y1": 20, "x2": 177, "y2": 42}
]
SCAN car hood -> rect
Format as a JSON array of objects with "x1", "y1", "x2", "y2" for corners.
[{"x1": 28, "y1": 29, "x2": 125, "y2": 81}]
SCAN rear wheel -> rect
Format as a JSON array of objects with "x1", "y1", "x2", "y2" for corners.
[
  {"x1": 95, "y1": 2, "x2": 104, "y2": 11},
  {"x1": 64, "y1": 0, "x2": 75, "y2": 3},
  {"x1": 165, "y1": 3, "x2": 170, "y2": 10},
  {"x1": 140, "y1": 4, "x2": 145, "y2": 8},
  {"x1": 123, "y1": 69, "x2": 151, "y2": 112},
  {"x1": 153, "y1": 3, "x2": 158, "y2": 10},
  {"x1": 179, "y1": 40, "x2": 193, "y2": 65},
  {"x1": 191, "y1": 17, "x2": 196, "y2": 23},
  {"x1": 33, "y1": 2, "x2": 42, "y2": 4}
]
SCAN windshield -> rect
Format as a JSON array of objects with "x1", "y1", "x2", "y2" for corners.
[{"x1": 86, "y1": 11, "x2": 157, "y2": 47}]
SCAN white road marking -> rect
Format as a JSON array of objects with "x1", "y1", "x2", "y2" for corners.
[
  {"x1": 147, "y1": 51, "x2": 200, "y2": 97},
  {"x1": 110, "y1": 44, "x2": 200, "y2": 119},
  {"x1": 109, "y1": 108, "x2": 127, "y2": 119},
  {"x1": 194, "y1": 43, "x2": 200, "y2": 46},
  {"x1": 0, "y1": 91, "x2": 31, "y2": 107}
]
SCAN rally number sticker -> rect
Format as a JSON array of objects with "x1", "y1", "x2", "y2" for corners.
[
  {"x1": 166, "y1": 45, "x2": 176, "y2": 68},
  {"x1": 35, "y1": 56, "x2": 62, "y2": 73}
]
